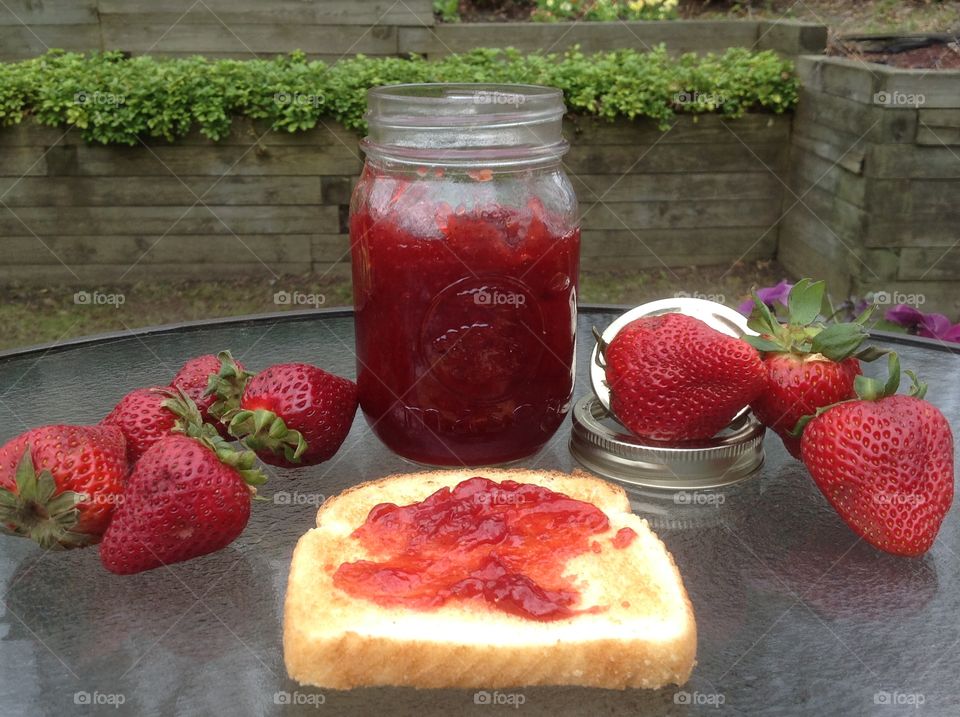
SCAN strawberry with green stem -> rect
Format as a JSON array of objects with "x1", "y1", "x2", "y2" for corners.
[
  {"x1": 798, "y1": 353, "x2": 954, "y2": 557},
  {"x1": 99, "y1": 395, "x2": 267, "y2": 575},
  {"x1": 0, "y1": 424, "x2": 128, "y2": 549},
  {"x1": 744, "y1": 279, "x2": 886, "y2": 458},
  {"x1": 208, "y1": 352, "x2": 358, "y2": 468}
]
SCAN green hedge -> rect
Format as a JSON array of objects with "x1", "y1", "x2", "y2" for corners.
[{"x1": 0, "y1": 47, "x2": 797, "y2": 145}]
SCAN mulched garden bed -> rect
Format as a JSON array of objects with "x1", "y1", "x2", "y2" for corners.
[{"x1": 831, "y1": 35, "x2": 960, "y2": 69}]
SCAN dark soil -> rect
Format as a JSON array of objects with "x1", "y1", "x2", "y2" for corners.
[
  {"x1": 831, "y1": 39, "x2": 960, "y2": 69},
  {"x1": 454, "y1": 0, "x2": 534, "y2": 22}
]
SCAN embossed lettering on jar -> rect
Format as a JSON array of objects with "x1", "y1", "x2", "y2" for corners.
[{"x1": 349, "y1": 84, "x2": 580, "y2": 465}]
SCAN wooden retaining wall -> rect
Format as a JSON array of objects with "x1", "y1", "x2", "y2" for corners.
[
  {"x1": 0, "y1": 113, "x2": 790, "y2": 284},
  {"x1": 779, "y1": 56, "x2": 960, "y2": 316},
  {"x1": 0, "y1": 2, "x2": 824, "y2": 61}
]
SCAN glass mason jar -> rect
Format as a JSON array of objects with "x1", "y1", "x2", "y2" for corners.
[{"x1": 349, "y1": 84, "x2": 579, "y2": 466}]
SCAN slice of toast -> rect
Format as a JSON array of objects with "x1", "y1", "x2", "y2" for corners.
[{"x1": 284, "y1": 468, "x2": 696, "y2": 690}]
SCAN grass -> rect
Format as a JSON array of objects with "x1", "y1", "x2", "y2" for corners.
[{"x1": 0, "y1": 261, "x2": 790, "y2": 351}]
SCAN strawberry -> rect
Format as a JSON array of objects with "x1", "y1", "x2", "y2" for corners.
[
  {"x1": 211, "y1": 354, "x2": 358, "y2": 467},
  {"x1": 101, "y1": 387, "x2": 179, "y2": 463},
  {"x1": 171, "y1": 353, "x2": 250, "y2": 439},
  {"x1": 0, "y1": 424, "x2": 127, "y2": 548},
  {"x1": 800, "y1": 354, "x2": 954, "y2": 556},
  {"x1": 599, "y1": 312, "x2": 766, "y2": 441},
  {"x1": 99, "y1": 422, "x2": 266, "y2": 574},
  {"x1": 745, "y1": 279, "x2": 883, "y2": 458}
]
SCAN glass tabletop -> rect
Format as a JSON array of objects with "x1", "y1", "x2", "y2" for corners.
[{"x1": 0, "y1": 307, "x2": 957, "y2": 717}]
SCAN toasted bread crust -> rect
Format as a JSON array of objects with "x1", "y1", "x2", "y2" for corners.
[{"x1": 284, "y1": 468, "x2": 697, "y2": 690}]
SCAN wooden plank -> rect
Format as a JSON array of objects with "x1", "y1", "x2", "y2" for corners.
[
  {"x1": 580, "y1": 227, "x2": 777, "y2": 261},
  {"x1": 580, "y1": 198, "x2": 780, "y2": 231},
  {"x1": 0, "y1": 1, "x2": 97, "y2": 25},
  {"x1": 787, "y1": 148, "x2": 866, "y2": 207},
  {"x1": 400, "y1": 21, "x2": 759, "y2": 57},
  {"x1": 866, "y1": 178, "x2": 960, "y2": 215},
  {"x1": 795, "y1": 55, "x2": 881, "y2": 105},
  {"x1": 0, "y1": 25, "x2": 101, "y2": 60},
  {"x1": 0, "y1": 205, "x2": 338, "y2": 235},
  {"x1": 0, "y1": 120, "x2": 360, "y2": 148},
  {"x1": 898, "y1": 248, "x2": 960, "y2": 281},
  {"x1": 1, "y1": 234, "x2": 315, "y2": 265},
  {"x1": 564, "y1": 142, "x2": 786, "y2": 174},
  {"x1": 852, "y1": 279, "x2": 960, "y2": 317},
  {"x1": 879, "y1": 68, "x2": 960, "y2": 110},
  {"x1": 569, "y1": 172, "x2": 779, "y2": 202},
  {"x1": 794, "y1": 87, "x2": 917, "y2": 144},
  {"x1": 565, "y1": 113, "x2": 791, "y2": 146},
  {"x1": 97, "y1": 0, "x2": 434, "y2": 27},
  {"x1": 0, "y1": 263, "x2": 313, "y2": 283},
  {"x1": 310, "y1": 234, "x2": 351, "y2": 262},
  {"x1": 69, "y1": 144, "x2": 362, "y2": 176},
  {"x1": 100, "y1": 19, "x2": 398, "y2": 56},
  {"x1": 916, "y1": 110, "x2": 960, "y2": 146},
  {"x1": 778, "y1": 203, "x2": 858, "y2": 295},
  {"x1": 865, "y1": 215, "x2": 960, "y2": 248},
  {"x1": 0, "y1": 176, "x2": 327, "y2": 206},
  {"x1": 756, "y1": 20, "x2": 827, "y2": 56},
  {"x1": 789, "y1": 131, "x2": 866, "y2": 175},
  {"x1": 865, "y1": 144, "x2": 960, "y2": 179},
  {"x1": 794, "y1": 183, "x2": 866, "y2": 244},
  {"x1": 0, "y1": 148, "x2": 48, "y2": 177}
]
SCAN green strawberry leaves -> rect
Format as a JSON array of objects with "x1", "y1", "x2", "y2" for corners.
[
  {"x1": 0, "y1": 448, "x2": 93, "y2": 549},
  {"x1": 786, "y1": 278, "x2": 826, "y2": 326},
  {"x1": 205, "y1": 350, "x2": 254, "y2": 420},
  {"x1": 744, "y1": 278, "x2": 883, "y2": 363},
  {"x1": 227, "y1": 409, "x2": 308, "y2": 466}
]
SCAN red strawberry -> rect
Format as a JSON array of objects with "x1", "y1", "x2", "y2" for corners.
[
  {"x1": 800, "y1": 355, "x2": 954, "y2": 556},
  {"x1": 216, "y1": 360, "x2": 358, "y2": 467},
  {"x1": 0, "y1": 424, "x2": 127, "y2": 548},
  {"x1": 753, "y1": 355, "x2": 862, "y2": 458},
  {"x1": 744, "y1": 279, "x2": 883, "y2": 458},
  {"x1": 99, "y1": 427, "x2": 266, "y2": 574},
  {"x1": 171, "y1": 353, "x2": 250, "y2": 438},
  {"x1": 601, "y1": 313, "x2": 766, "y2": 441},
  {"x1": 101, "y1": 387, "x2": 178, "y2": 463}
]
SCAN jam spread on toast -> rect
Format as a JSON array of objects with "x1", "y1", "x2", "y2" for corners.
[{"x1": 332, "y1": 477, "x2": 628, "y2": 621}]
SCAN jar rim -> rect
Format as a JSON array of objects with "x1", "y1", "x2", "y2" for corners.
[{"x1": 365, "y1": 83, "x2": 566, "y2": 128}]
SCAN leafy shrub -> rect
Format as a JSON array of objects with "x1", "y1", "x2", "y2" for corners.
[
  {"x1": 0, "y1": 47, "x2": 797, "y2": 145},
  {"x1": 433, "y1": 0, "x2": 461, "y2": 23},
  {"x1": 532, "y1": 0, "x2": 679, "y2": 21}
]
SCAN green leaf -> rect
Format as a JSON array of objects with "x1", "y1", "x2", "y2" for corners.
[
  {"x1": 854, "y1": 352, "x2": 901, "y2": 400},
  {"x1": 809, "y1": 322, "x2": 868, "y2": 361},
  {"x1": 787, "y1": 279, "x2": 825, "y2": 326}
]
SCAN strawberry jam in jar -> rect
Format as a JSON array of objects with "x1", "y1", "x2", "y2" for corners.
[{"x1": 350, "y1": 84, "x2": 579, "y2": 465}]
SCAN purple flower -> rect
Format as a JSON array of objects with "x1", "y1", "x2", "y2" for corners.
[
  {"x1": 738, "y1": 279, "x2": 793, "y2": 316},
  {"x1": 885, "y1": 304, "x2": 960, "y2": 343},
  {"x1": 884, "y1": 305, "x2": 925, "y2": 329}
]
